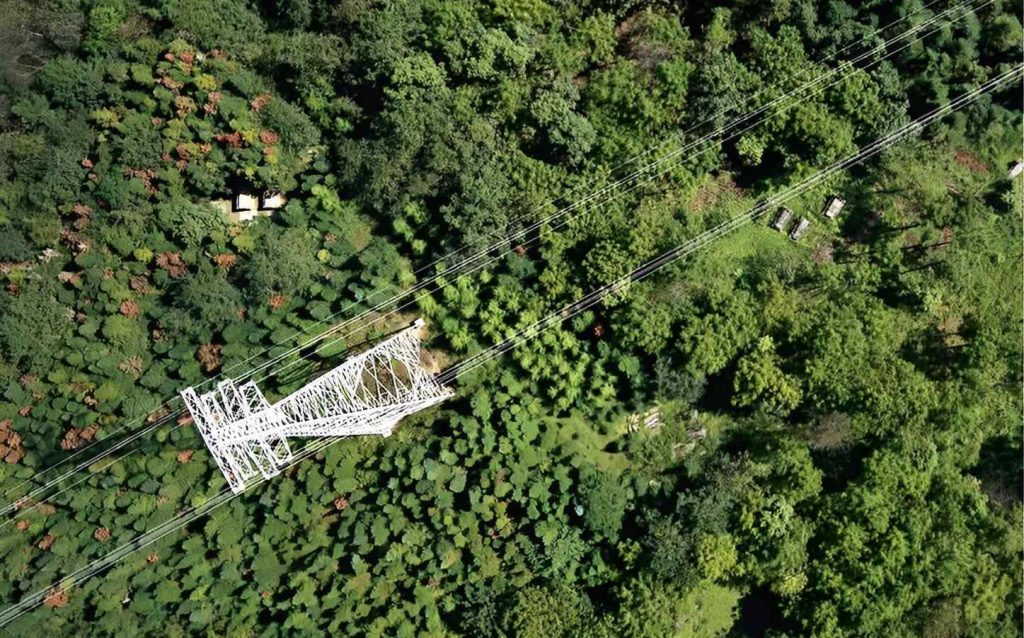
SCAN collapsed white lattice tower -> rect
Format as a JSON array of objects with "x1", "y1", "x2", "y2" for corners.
[{"x1": 181, "y1": 319, "x2": 452, "y2": 493}]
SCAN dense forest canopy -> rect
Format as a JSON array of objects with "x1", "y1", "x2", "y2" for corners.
[{"x1": 0, "y1": 0, "x2": 1021, "y2": 636}]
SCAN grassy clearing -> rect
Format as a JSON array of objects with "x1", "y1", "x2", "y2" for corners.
[{"x1": 554, "y1": 413, "x2": 629, "y2": 474}]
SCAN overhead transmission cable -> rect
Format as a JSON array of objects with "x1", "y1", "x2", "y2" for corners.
[
  {"x1": 1, "y1": 62, "x2": 1016, "y2": 630},
  {"x1": 439, "y1": 65, "x2": 1024, "y2": 382},
  {"x1": 261, "y1": 0, "x2": 990, "y2": 384},
  {"x1": 0, "y1": 0, "x2": 986, "y2": 518},
  {"x1": 243, "y1": 0, "x2": 979, "y2": 380}
]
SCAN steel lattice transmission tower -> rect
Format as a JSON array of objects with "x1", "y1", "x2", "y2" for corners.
[{"x1": 181, "y1": 319, "x2": 452, "y2": 493}]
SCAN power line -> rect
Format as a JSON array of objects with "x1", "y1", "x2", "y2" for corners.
[
  {"x1": 439, "y1": 66, "x2": 1024, "y2": 382},
  {"x1": 0, "y1": 0, "x2": 986, "y2": 518},
  {"x1": 268, "y1": 2, "x2": 989, "y2": 385},
  {"x1": 1, "y1": 62, "x2": 1015, "y2": 630}
]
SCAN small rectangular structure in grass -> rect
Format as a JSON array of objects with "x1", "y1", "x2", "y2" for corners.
[
  {"x1": 260, "y1": 191, "x2": 287, "y2": 209},
  {"x1": 1010, "y1": 161, "x2": 1023, "y2": 179},
  {"x1": 789, "y1": 217, "x2": 810, "y2": 241},
  {"x1": 772, "y1": 207, "x2": 793, "y2": 231},
  {"x1": 822, "y1": 196, "x2": 846, "y2": 219},
  {"x1": 216, "y1": 190, "x2": 289, "y2": 223},
  {"x1": 234, "y1": 192, "x2": 258, "y2": 214},
  {"x1": 626, "y1": 406, "x2": 662, "y2": 432},
  {"x1": 643, "y1": 407, "x2": 661, "y2": 430}
]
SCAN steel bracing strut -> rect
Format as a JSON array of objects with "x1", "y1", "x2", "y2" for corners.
[{"x1": 181, "y1": 319, "x2": 452, "y2": 493}]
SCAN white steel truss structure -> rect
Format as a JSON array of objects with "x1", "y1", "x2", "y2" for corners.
[{"x1": 181, "y1": 319, "x2": 452, "y2": 493}]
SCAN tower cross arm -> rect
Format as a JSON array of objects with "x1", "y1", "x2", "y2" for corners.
[{"x1": 180, "y1": 320, "x2": 452, "y2": 493}]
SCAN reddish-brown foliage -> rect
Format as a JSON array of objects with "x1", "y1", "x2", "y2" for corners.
[
  {"x1": 129, "y1": 275, "x2": 150, "y2": 294},
  {"x1": 156, "y1": 252, "x2": 188, "y2": 278},
  {"x1": 37, "y1": 533, "x2": 56, "y2": 550},
  {"x1": 177, "y1": 449, "x2": 194, "y2": 464},
  {"x1": 954, "y1": 150, "x2": 989, "y2": 174},
  {"x1": 61, "y1": 425, "x2": 98, "y2": 451},
  {"x1": 251, "y1": 93, "x2": 272, "y2": 112},
  {"x1": 146, "y1": 552, "x2": 159, "y2": 564},
  {"x1": 160, "y1": 75, "x2": 183, "y2": 90},
  {"x1": 259, "y1": 130, "x2": 279, "y2": 145},
  {"x1": 213, "y1": 253, "x2": 237, "y2": 269},
  {"x1": 123, "y1": 167, "x2": 158, "y2": 194},
  {"x1": 214, "y1": 132, "x2": 243, "y2": 148},
  {"x1": 333, "y1": 496, "x2": 349, "y2": 511},
  {"x1": 204, "y1": 91, "x2": 223, "y2": 114},
  {"x1": 94, "y1": 527, "x2": 111, "y2": 541},
  {"x1": 119, "y1": 299, "x2": 140, "y2": 318},
  {"x1": 268, "y1": 294, "x2": 287, "y2": 310},
  {"x1": 43, "y1": 588, "x2": 68, "y2": 608},
  {"x1": 198, "y1": 344, "x2": 222, "y2": 372},
  {"x1": 0, "y1": 419, "x2": 24, "y2": 464}
]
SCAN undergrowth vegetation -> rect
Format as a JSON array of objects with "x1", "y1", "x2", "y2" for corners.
[{"x1": 0, "y1": 1, "x2": 1020, "y2": 636}]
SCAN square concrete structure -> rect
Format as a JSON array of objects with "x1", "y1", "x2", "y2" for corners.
[
  {"x1": 772, "y1": 207, "x2": 793, "y2": 231},
  {"x1": 789, "y1": 217, "x2": 810, "y2": 241},
  {"x1": 261, "y1": 191, "x2": 286, "y2": 209},
  {"x1": 216, "y1": 191, "x2": 287, "y2": 224},
  {"x1": 822, "y1": 196, "x2": 846, "y2": 219},
  {"x1": 234, "y1": 192, "x2": 258, "y2": 213}
]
